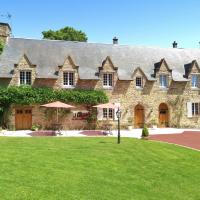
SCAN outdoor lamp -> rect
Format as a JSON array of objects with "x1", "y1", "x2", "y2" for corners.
[
  {"x1": 116, "y1": 108, "x2": 121, "y2": 118},
  {"x1": 116, "y1": 107, "x2": 121, "y2": 144}
]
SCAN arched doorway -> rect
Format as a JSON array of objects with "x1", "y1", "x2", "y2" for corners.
[
  {"x1": 159, "y1": 103, "x2": 169, "y2": 127},
  {"x1": 134, "y1": 104, "x2": 144, "y2": 128}
]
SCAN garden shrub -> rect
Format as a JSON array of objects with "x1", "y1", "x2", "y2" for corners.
[{"x1": 142, "y1": 125, "x2": 149, "y2": 138}]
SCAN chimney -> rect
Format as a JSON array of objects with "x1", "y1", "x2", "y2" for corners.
[
  {"x1": 113, "y1": 36, "x2": 118, "y2": 44},
  {"x1": 0, "y1": 22, "x2": 11, "y2": 43},
  {"x1": 172, "y1": 41, "x2": 178, "y2": 48}
]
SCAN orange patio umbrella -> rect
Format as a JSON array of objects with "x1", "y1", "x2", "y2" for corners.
[{"x1": 41, "y1": 101, "x2": 75, "y2": 123}]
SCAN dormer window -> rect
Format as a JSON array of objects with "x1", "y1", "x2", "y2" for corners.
[
  {"x1": 63, "y1": 71, "x2": 74, "y2": 88},
  {"x1": 20, "y1": 71, "x2": 31, "y2": 85},
  {"x1": 191, "y1": 74, "x2": 199, "y2": 88},
  {"x1": 136, "y1": 77, "x2": 143, "y2": 88},
  {"x1": 159, "y1": 74, "x2": 168, "y2": 88},
  {"x1": 103, "y1": 73, "x2": 113, "y2": 88}
]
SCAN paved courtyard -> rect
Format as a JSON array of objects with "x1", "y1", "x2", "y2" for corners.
[{"x1": 149, "y1": 131, "x2": 200, "y2": 150}]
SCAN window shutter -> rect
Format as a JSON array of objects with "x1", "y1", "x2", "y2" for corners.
[
  {"x1": 187, "y1": 102, "x2": 192, "y2": 118},
  {"x1": 97, "y1": 108, "x2": 103, "y2": 121},
  {"x1": 114, "y1": 103, "x2": 121, "y2": 121}
]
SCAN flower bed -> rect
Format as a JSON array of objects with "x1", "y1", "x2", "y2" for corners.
[{"x1": 30, "y1": 131, "x2": 56, "y2": 136}]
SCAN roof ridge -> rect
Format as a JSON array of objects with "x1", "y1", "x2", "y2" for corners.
[{"x1": 9, "y1": 37, "x2": 196, "y2": 50}]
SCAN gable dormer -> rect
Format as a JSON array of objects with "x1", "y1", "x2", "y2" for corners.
[
  {"x1": 99, "y1": 56, "x2": 118, "y2": 72},
  {"x1": 184, "y1": 60, "x2": 200, "y2": 89},
  {"x1": 58, "y1": 56, "x2": 78, "y2": 88},
  {"x1": 184, "y1": 60, "x2": 200, "y2": 78},
  {"x1": 59, "y1": 55, "x2": 78, "y2": 71},
  {"x1": 132, "y1": 67, "x2": 148, "y2": 89},
  {"x1": 154, "y1": 58, "x2": 172, "y2": 77},
  {"x1": 11, "y1": 54, "x2": 36, "y2": 86},
  {"x1": 99, "y1": 56, "x2": 118, "y2": 89},
  {"x1": 14, "y1": 54, "x2": 36, "y2": 69},
  {"x1": 154, "y1": 59, "x2": 172, "y2": 89}
]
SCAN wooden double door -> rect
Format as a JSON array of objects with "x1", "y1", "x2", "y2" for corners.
[{"x1": 15, "y1": 108, "x2": 32, "y2": 130}]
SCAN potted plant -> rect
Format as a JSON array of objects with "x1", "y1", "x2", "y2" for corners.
[
  {"x1": 150, "y1": 118, "x2": 157, "y2": 129},
  {"x1": 141, "y1": 125, "x2": 149, "y2": 139},
  {"x1": 31, "y1": 124, "x2": 41, "y2": 131},
  {"x1": 127, "y1": 117, "x2": 133, "y2": 131}
]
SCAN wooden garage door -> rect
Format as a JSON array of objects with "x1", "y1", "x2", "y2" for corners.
[{"x1": 15, "y1": 108, "x2": 32, "y2": 130}]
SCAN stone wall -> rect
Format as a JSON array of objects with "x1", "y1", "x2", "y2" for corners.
[{"x1": 9, "y1": 104, "x2": 90, "y2": 130}]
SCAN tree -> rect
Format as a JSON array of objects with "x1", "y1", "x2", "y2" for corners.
[
  {"x1": 0, "y1": 40, "x2": 4, "y2": 54},
  {"x1": 42, "y1": 26, "x2": 88, "y2": 42}
]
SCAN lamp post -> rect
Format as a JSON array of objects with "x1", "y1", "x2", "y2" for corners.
[{"x1": 116, "y1": 107, "x2": 121, "y2": 144}]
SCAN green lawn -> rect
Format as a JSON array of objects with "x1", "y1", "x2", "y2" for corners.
[{"x1": 0, "y1": 137, "x2": 199, "y2": 200}]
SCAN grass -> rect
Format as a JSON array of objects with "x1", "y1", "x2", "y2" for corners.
[{"x1": 0, "y1": 137, "x2": 199, "y2": 200}]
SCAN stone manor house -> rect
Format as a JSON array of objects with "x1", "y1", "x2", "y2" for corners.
[{"x1": 0, "y1": 22, "x2": 200, "y2": 130}]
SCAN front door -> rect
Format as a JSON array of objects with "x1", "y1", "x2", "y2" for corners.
[
  {"x1": 15, "y1": 108, "x2": 32, "y2": 130},
  {"x1": 159, "y1": 103, "x2": 169, "y2": 127},
  {"x1": 134, "y1": 104, "x2": 144, "y2": 128}
]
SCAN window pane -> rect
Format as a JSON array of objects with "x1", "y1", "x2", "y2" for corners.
[
  {"x1": 192, "y1": 75, "x2": 198, "y2": 87},
  {"x1": 20, "y1": 71, "x2": 25, "y2": 85},
  {"x1": 103, "y1": 73, "x2": 113, "y2": 87},
  {"x1": 63, "y1": 72, "x2": 68, "y2": 85},
  {"x1": 108, "y1": 108, "x2": 113, "y2": 118},
  {"x1": 103, "y1": 108, "x2": 107, "y2": 118},
  {"x1": 20, "y1": 71, "x2": 31, "y2": 85},
  {"x1": 63, "y1": 72, "x2": 74, "y2": 86},
  {"x1": 136, "y1": 77, "x2": 142, "y2": 87},
  {"x1": 192, "y1": 103, "x2": 195, "y2": 115},
  {"x1": 108, "y1": 74, "x2": 113, "y2": 86},
  {"x1": 160, "y1": 75, "x2": 167, "y2": 87},
  {"x1": 103, "y1": 74, "x2": 107, "y2": 86},
  {"x1": 195, "y1": 103, "x2": 199, "y2": 115},
  {"x1": 69, "y1": 72, "x2": 74, "y2": 86},
  {"x1": 26, "y1": 71, "x2": 31, "y2": 85}
]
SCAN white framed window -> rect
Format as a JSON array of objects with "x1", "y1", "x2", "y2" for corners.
[
  {"x1": 136, "y1": 77, "x2": 143, "y2": 88},
  {"x1": 63, "y1": 71, "x2": 74, "y2": 87},
  {"x1": 103, "y1": 73, "x2": 113, "y2": 88},
  {"x1": 191, "y1": 74, "x2": 199, "y2": 88},
  {"x1": 159, "y1": 74, "x2": 168, "y2": 88},
  {"x1": 20, "y1": 71, "x2": 32, "y2": 85},
  {"x1": 103, "y1": 108, "x2": 114, "y2": 119},
  {"x1": 192, "y1": 103, "x2": 200, "y2": 116}
]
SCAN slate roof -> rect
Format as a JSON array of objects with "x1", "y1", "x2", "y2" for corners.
[{"x1": 1, "y1": 37, "x2": 200, "y2": 81}]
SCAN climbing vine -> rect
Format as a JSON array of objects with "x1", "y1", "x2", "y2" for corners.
[
  {"x1": 0, "y1": 86, "x2": 108, "y2": 127},
  {"x1": 167, "y1": 95, "x2": 184, "y2": 128}
]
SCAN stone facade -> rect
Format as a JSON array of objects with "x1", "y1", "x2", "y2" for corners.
[{"x1": 1, "y1": 50, "x2": 200, "y2": 130}]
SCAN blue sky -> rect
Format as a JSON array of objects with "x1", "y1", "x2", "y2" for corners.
[{"x1": 1, "y1": 0, "x2": 200, "y2": 48}]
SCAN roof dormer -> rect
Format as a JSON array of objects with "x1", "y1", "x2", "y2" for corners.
[
  {"x1": 154, "y1": 58, "x2": 172, "y2": 77},
  {"x1": 184, "y1": 60, "x2": 200, "y2": 78},
  {"x1": 99, "y1": 56, "x2": 118, "y2": 72}
]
